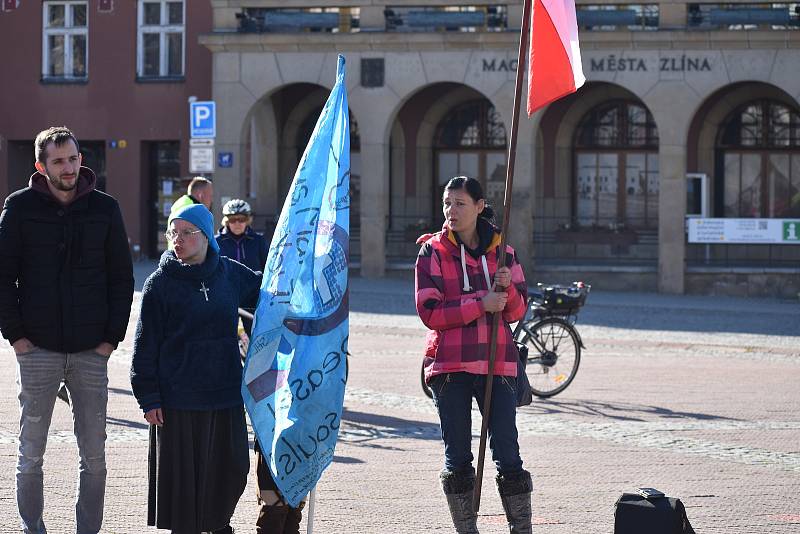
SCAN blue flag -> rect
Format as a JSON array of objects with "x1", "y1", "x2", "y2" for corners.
[{"x1": 243, "y1": 55, "x2": 349, "y2": 507}]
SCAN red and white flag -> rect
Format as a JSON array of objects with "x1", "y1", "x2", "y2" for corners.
[{"x1": 527, "y1": 0, "x2": 585, "y2": 115}]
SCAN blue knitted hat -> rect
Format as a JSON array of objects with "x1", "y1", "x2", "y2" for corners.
[{"x1": 170, "y1": 204, "x2": 219, "y2": 252}]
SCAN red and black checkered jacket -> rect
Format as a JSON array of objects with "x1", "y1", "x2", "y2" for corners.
[{"x1": 415, "y1": 223, "x2": 527, "y2": 383}]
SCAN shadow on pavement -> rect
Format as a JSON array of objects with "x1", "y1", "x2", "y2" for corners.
[
  {"x1": 521, "y1": 398, "x2": 740, "y2": 422},
  {"x1": 332, "y1": 455, "x2": 364, "y2": 464},
  {"x1": 106, "y1": 416, "x2": 148, "y2": 430},
  {"x1": 338, "y1": 408, "x2": 441, "y2": 445}
]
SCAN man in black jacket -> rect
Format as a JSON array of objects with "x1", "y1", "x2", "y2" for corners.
[{"x1": 0, "y1": 126, "x2": 134, "y2": 534}]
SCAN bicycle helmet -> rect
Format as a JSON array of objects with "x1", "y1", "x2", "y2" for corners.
[{"x1": 222, "y1": 199, "x2": 252, "y2": 217}]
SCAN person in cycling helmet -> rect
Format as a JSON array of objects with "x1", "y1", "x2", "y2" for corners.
[
  {"x1": 215, "y1": 199, "x2": 268, "y2": 275},
  {"x1": 215, "y1": 199, "x2": 267, "y2": 335}
]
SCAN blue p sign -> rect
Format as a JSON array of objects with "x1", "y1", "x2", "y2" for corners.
[{"x1": 190, "y1": 101, "x2": 216, "y2": 138}]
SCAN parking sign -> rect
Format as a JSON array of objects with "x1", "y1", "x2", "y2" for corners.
[{"x1": 190, "y1": 101, "x2": 216, "y2": 138}]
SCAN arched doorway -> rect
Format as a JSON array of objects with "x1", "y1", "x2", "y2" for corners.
[
  {"x1": 241, "y1": 83, "x2": 360, "y2": 242},
  {"x1": 686, "y1": 84, "x2": 800, "y2": 269},
  {"x1": 716, "y1": 99, "x2": 800, "y2": 218},
  {"x1": 296, "y1": 106, "x2": 361, "y2": 235},
  {"x1": 574, "y1": 100, "x2": 660, "y2": 230},
  {"x1": 433, "y1": 99, "x2": 508, "y2": 225},
  {"x1": 385, "y1": 83, "x2": 508, "y2": 260}
]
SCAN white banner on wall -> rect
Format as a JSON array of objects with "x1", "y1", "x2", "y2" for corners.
[{"x1": 688, "y1": 218, "x2": 800, "y2": 245}]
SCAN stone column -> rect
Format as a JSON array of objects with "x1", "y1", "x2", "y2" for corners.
[
  {"x1": 507, "y1": 2, "x2": 524, "y2": 29},
  {"x1": 212, "y1": 53, "x2": 256, "y2": 208},
  {"x1": 659, "y1": 2, "x2": 687, "y2": 28},
  {"x1": 249, "y1": 100, "x2": 280, "y2": 217},
  {"x1": 645, "y1": 82, "x2": 697, "y2": 295},
  {"x1": 359, "y1": 137, "x2": 389, "y2": 277},
  {"x1": 359, "y1": 6, "x2": 385, "y2": 31},
  {"x1": 490, "y1": 81, "x2": 536, "y2": 278},
  {"x1": 658, "y1": 144, "x2": 687, "y2": 294},
  {"x1": 508, "y1": 118, "x2": 535, "y2": 277}
]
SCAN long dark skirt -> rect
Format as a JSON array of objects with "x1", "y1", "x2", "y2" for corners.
[{"x1": 147, "y1": 405, "x2": 249, "y2": 533}]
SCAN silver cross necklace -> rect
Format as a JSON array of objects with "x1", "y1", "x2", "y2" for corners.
[{"x1": 199, "y1": 282, "x2": 210, "y2": 302}]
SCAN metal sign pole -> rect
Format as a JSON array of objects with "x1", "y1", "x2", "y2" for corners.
[{"x1": 306, "y1": 487, "x2": 316, "y2": 534}]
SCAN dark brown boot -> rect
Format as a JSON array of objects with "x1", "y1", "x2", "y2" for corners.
[
  {"x1": 282, "y1": 505, "x2": 303, "y2": 534},
  {"x1": 256, "y1": 504, "x2": 289, "y2": 534}
]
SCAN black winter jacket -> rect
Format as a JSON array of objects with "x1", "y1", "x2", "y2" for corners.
[
  {"x1": 0, "y1": 168, "x2": 134, "y2": 353},
  {"x1": 130, "y1": 248, "x2": 261, "y2": 412}
]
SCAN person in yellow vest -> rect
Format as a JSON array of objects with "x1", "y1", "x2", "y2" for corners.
[{"x1": 170, "y1": 176, "x2": 214, "y2": 216}]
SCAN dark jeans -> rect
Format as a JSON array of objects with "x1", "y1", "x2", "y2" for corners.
[{"x1": 430, "y1": 372, "x2": 524, "y2": 477}]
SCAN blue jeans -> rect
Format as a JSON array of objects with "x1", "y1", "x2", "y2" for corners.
[
  {"x1": 15, "y1": 347, "x2": 109, "y2": 534},
  {"x1": 430, "y1": 372, "x2": 524, "y2": 477}
]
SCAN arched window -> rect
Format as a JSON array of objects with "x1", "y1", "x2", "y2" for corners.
[
  {"x1": 435, "y1": 100, "x2": 507, "y2": 149},
  {"x1": 717, "y1": 99, "x2": 800, "y2": 218},
  {"x1": 574, "y1": 100, "x2": 659, "y2": 229},
  {"x1": 434, "y1": 100, "x2": 508, "y2": 218}
]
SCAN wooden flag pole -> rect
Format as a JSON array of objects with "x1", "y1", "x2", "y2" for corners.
[{"x1": 473, "y1": 0, "x2": 532, "y2": 513}]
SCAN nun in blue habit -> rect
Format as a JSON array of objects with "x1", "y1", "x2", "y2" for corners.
[{"x1": 131, "y1": 204, "x2": 262, "y2": 534}]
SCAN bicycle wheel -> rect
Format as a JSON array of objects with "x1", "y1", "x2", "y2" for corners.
[{"x1": 517, "y1": 317, "x2": 581, "y2": 397}]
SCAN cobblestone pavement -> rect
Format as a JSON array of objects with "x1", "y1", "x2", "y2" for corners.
[{"x1": 0, "y1": 264, "x2": 798, "y2": 533}]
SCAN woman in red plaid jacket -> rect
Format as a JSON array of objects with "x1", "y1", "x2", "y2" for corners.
[{"x1": 415, "y1": 176, "x2": 532, "y2": 534}]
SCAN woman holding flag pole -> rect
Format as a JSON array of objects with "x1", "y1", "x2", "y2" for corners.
[
  {"x1": 414, "y1": 0, "x2": 585, "y2": 529},
  {"x1": 415, "y1": 176, "x2": 531, "y2": 533}
]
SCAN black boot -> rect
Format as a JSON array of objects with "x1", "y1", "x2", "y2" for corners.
[
  {"x1": 282, "y1": 504, "x2": 303, "y2": 534},
  {"x1": 496, "y1": 470, "x2": 532, "y2": 534},
  {"x1": 441, "y1": 468, "x2": 479, "y2": 534},
  {"x1": 256, "y1": 504, "x2": 289, "y2": 534}
]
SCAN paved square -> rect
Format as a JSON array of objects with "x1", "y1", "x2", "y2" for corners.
[{"x1": 0, "y1": 267, "x2": 798, "y2": 533}]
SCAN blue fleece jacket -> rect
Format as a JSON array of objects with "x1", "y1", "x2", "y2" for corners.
[{"x1": 130, "y1": 247, "x2": 261, "y2": 412}]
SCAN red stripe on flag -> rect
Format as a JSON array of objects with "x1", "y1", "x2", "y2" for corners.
[{"x1": 528, "y1": 0, "x2": 577, "y2": 115}]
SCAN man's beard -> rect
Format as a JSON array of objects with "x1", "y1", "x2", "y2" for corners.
[{"x1": 46, "y1": 168, "x2": 78, "y2": 192}]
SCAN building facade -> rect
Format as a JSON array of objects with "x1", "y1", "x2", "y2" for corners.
[
  {"x1": 0, "y1": 0, "x2": 213, "y2": 257},
  {"x1": 2, "y1": 1, "x2": 798, "y2": 296},
  {"x1": 202, "y1": 0, "x2": 800, "y2": 296}
]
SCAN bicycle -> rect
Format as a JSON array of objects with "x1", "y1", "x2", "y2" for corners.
[{"x1": 421, "y1": 282, "x2": 590, "y2": 399}]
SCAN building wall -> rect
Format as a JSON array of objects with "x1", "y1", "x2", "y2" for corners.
[
  {"x1": 201, "y1": 1, "x2": 800, "y2": 294},
  {"x1": 0, "y1": 1, "x2": 213, "y2": 254}
]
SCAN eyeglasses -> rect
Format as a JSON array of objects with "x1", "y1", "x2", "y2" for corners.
[
  {"x1": 165, "y1": 229, "x2": 202, "y2": 241},
  {"x1": 227, "y1": 216, "x2": 248, "y2": 224}
]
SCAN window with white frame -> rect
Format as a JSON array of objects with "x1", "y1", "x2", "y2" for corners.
[
  {"x1": 42, "y1": 1, "x2": 88, "y2": 79},
  {"x1": 137, "y1": 0, "x2": 185, "y2": 78}
]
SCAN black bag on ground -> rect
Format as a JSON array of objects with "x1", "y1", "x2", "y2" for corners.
[
  {"x1": 515, "y1": 342, "x2": 533, "y2": 407},
  {"x1": 614, "y1": 490, "x2": 695, "y2": 534}
]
